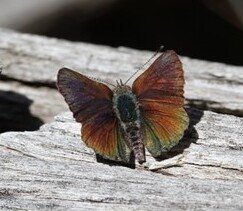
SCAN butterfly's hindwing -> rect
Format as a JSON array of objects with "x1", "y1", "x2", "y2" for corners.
[{"x1": 142, "y1": 118, "x2": 162, "y2": 157}]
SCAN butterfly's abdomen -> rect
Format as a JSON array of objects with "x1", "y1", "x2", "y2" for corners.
[
  {"x1": 123, "y1": 123, "x2": 145, "y2": 164},
  {"x1": 113, "y1": 88, "x2": 145, "y2": 163}
]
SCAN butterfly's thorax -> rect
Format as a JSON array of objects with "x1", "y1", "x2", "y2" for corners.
[{"x1": 112, "y1": 84, "x2": 145, "y2": 163}]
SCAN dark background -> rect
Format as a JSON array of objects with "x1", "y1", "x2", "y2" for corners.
[{"x1": 24, "y1": 0, "x2": 243, "y2": 66}]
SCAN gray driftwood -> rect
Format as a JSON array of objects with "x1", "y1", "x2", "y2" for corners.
[{"x1": 0, "y1": 29, "x2": 243, "y2": 210}]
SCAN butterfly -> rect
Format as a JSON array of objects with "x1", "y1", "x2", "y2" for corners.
[{"x1": 57, "y1": 50, "x2": 189, "y2": 164}]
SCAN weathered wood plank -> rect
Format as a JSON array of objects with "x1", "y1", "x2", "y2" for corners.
[
  {"x1": 0, "y1": 109, "x2": 243, "y2": 210},
  {"x1": 0, "y1": 28, "x2": 243, "y2": 116}
]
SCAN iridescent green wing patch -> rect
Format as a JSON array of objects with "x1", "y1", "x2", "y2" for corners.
[{"x1": 142, "y1": 118, "x2": 162, "y2": 157}]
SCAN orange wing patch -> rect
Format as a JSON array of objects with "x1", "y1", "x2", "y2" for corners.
[{"x1": 82, "y1": 115, "x2": 118, "y2": 158}]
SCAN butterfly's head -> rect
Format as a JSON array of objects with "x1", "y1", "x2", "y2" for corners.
[{"x1": 113, "y1": 79, "x2": 132, "y2": 95}]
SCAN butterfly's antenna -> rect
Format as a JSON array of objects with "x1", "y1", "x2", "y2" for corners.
[
  {"x1": 88, "y1": 76, "x2": 116, "y2": 87},
  {"x1": 120, "y1": 79, "x2": 123, "y2": 85},
  {"x1": 124, "y1": 45, "x2": 164, "y2": 85}
]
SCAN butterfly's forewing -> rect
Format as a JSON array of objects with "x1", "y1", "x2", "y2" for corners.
[
  {"x1": 132, "y1": 50, "x2": 189, "y2": 157},
  {"x1": 57, "y1": 68, "x2": 131, "y2": 160},
  {"x1": 57, "y1": 68, "x2": 113, "y2": 122}
]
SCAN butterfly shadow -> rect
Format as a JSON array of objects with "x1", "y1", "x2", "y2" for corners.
[
  {"x1": 154, "y1": 107, "x2": 204, "y2": 161},
  {"x1": 96, "y1": 154, "x2": 136, "y2": 169}
]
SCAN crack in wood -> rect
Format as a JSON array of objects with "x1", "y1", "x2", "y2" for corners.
[{"x1": 184, "y1": 162, "x2": 243, "y2": 173}]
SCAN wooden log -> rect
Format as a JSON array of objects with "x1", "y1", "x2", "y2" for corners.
[{"x1": 0, "y1": 28, "x2": 243, "y2": 210}]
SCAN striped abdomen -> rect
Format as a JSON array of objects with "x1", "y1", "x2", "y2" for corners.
[{"x1": 123, "y1": 122, "x2": 145, "y2": 164}]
